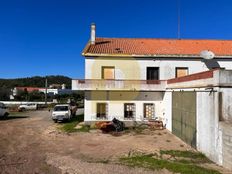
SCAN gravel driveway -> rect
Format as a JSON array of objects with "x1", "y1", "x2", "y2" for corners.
[{"x1": 0, "y1": 111, "x2": 228, "y2": 174}]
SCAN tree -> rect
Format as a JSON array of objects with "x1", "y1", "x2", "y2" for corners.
[
  {"x1": 28, "y1": 91, "x2": 45, "y2": 101},
  {"x1": 0, "y1": 88, "x2": 10, "y2": 101}
]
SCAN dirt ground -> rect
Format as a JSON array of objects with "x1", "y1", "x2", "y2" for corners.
[{"x1": 0, "y1": 111, "x2": 229, "y2": 174}]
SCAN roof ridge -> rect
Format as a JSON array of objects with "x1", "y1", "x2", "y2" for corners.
[{"x1": 96, "y1": 37, "x2": 232, "y2": 42}]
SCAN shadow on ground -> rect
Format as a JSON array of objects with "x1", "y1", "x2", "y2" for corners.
[
  {"x1": 0, "y1": 115, "x2": 29, "y2": 121},
  {"x1": 59, "y1": 114, "x2": 84, "y2": 124}
]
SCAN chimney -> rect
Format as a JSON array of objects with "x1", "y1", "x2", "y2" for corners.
[{"x1": 90, "y1": 23, "x2": 96, "y2": 44}]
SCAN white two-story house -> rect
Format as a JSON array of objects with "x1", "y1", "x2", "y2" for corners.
[
  {"x1": 72, "y1": 24, "x2": 232, "y2": 169},
  {"x1": 73, "y1": 23, "x2": 232, "y2": 124}
]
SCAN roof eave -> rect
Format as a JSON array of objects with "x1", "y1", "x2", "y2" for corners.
[
  {"x1": 81, "y1": 41, "x2": 91, "y2": 56},
  {"x1": 82, "y1": 53, "x2": 232, "y2": 58}
]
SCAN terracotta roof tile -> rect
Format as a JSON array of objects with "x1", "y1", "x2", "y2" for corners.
[{"x1": 83, "y1": 37, "x2": 232, "y2": 57}]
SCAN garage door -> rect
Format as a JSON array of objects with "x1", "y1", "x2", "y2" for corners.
[{"x1": 172, "y1": 92, "x2": 196, "y2": 148}]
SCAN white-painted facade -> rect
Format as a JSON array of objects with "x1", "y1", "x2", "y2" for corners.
[
  {"x1": 84, "y1": 91, "x2": 164, "y2": 122},
  {"x1": 84, "y1": 58, "x2": 232, "y2": 80},
  {"x1": 72, "y1": 56, "x2": 232, "y2": 170}
]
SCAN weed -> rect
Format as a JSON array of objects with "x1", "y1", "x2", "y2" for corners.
[
  {"x1": 160, "y1": 150, "x2": 211, "y2": 163},
  {"x1": 59, "y1": 114, "x2": 90, "y2": 133},
  {"x1": 120, "y1": 154, "x2": 220, "y2": 174}
]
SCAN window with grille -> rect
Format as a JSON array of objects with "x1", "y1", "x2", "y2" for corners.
[
  {"x1": 176, "y1": 67, "x2": 189, "y2": 78},
  {"x1": 96, "y1": 103, "x2": 108, "y2": 119},
  {"x1": 144, "y1": 103, "x2": 155, "y2": 119},
  {"x1": 124, "y1": 103, "x2": 135, "y2": 119}
]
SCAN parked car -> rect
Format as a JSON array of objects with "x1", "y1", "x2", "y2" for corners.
[
  {"x1": 18, "y1": 104, "x2": 38, "y2": 112},
  {"x1": 52, "y1": 104, "x2": 72, "y2": 122},
  {"x1": 0, "y1": 102, "x2": 9, "y2": 119}
]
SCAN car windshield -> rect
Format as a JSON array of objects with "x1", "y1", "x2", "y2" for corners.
[{"x1": 54, "y1": 106, "x2": 69, "y2": 111}]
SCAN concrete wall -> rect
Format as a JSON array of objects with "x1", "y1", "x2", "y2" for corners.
[
  {"x1": 85, "y1": 58, "x2": 232, "y2": 80},
  {"x1": 84, "y1": 91, "x2": 164, "y2": 121},
  {"x1": 219, "y1": 122, "x2": 232, "y2": 170},
  {"x1": 162, "y1": 92, "x2": 172, "y2": 131},
  {"x1": 219, "y1": 88, "x2": 232, "y2": 121},
  {"x1": 196, "y1": 91, "x2": 222, "y2": 164},
  {"x1": 163, "y1": 70, "x2": 232, "y2": 169}
]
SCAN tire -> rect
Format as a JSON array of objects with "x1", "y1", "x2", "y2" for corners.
[
  {"x1": 53, "y1": 119, "x2": 57, "y2": 123},
  {"x1": 19, "y1": 108, "x2": 25, "y2": 112},
  {"x1": 3, "y1": 113, "x2": 9, "y2": 119}
]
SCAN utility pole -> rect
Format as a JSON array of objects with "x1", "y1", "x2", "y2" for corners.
[
  {"x1": 45, "y1": 78, "x2": 48, "y2": 105},
  {"x1": 177, "y1": 0, "x2": 181, "y2": 39}
]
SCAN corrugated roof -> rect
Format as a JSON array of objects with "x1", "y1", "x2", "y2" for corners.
[{"x1": 83, "y1": 37, "x2": 232, "y2": 57}]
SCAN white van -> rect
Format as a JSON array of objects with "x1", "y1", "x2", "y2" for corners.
[
  {"x1": 0, "y1": 102, "x2": 9, "y2": 118},
  {"x1": 18, "y1": 104, "x2": 37, "y2": 112},
  {"x1": 52, "y1": 104, "x2": 72, "y2": 122}
]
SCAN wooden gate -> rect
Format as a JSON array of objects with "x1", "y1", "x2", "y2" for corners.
[{"x1": 172, "y1": 92, "x2": 196, "y2": 148}]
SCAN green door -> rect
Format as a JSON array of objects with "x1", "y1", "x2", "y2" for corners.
[{"x1": 172, "y1": 92, "x2": 196, "y2": 148}]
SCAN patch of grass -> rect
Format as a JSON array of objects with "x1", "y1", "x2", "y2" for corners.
[
  {"x1": 59, "y1": 114, "x2": 90, "y2": 133},
  {"x1": 160, "y1": 150, "x2": 211, "y2": 163},
  {"x1": 76, "y1": 125, "x2": 91, "y2": 132},
  {"x1": 123, "y1": 124, "x2": 148, "y2": 134},
  {"x1": 120, "y1": 154, "x2": 221, "y2": 174}
]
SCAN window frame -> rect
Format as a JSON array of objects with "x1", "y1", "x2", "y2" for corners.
[
  {"x1": 146, "y1": 67, "x2": 160, "y2": 80},
  {"x1": 124, "y1": 103, "x2": 136, "y2": 120},
  {"x1": 175, "y1": 67, "x2": 189, "y2": 78},
  {"x1": 143, "y1": 103, "x2": 155, "y2": 120},
  {"x1": 101, "y1": 66, "x2": 115, "y2": 80},
  {"x1": 96, "y1": 103, "x2": 108, "y2": 119}
]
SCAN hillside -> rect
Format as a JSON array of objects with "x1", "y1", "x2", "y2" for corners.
[{"x1": 0, "y1": 75, "x2": 72, "y2": 89}]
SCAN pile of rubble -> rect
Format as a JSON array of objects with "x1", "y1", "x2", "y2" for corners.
[{"x1": 94, "y1": 118, "x2": 165, "y2": 134}]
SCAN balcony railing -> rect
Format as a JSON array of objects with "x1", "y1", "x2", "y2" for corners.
[{"x1": 72, "y1": 79, "x2": 166, "y2": 91}]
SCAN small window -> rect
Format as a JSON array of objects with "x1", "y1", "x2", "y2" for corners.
[
  {"x1": 97, "y1": 103, "x2": 108, "y2": 119},
  {"x1": 176, "y1": 67, "x2": 189, "y2": 78},
  {"x1": 124, "y1": 103, "x2": 135, "y2": 119},
  {"x1": 147, "y1": 67, "x2": 159, "y2": 80},
  {"x1": 102, "y1": 66, "x2": 115, "y2": 79},
  {"x1": 144, "y1": 103, "x2": 155, "y2": 119}
]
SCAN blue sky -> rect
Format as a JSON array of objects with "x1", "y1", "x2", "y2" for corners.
[{"x1": 1, "y1": 0, "x2": 232, "y2": 79}]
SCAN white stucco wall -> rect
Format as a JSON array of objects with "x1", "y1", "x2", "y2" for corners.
[
  {"x1": 163, "y1": 92, "x2": 172, "y2": 131},
  {"x1": 219, "y1": 88, "x2": 232, "y2": 121},
  {"x1": 85, "y1": 58, "x2": 232, "y2": 80},
  {"x1": 84, "y1": 91, "x2": 164, "y2": 121},
  {"x1": 196, "y1": 91, "x2": 221, "y2": 164}
]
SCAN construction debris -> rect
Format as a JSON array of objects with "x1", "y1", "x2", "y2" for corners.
[
  {"x1": 95, "y1": 118, "x2": 124, "y2": 133},
  {"x1": 147, "y1": 120, "x2": 164, "y2": 130}
]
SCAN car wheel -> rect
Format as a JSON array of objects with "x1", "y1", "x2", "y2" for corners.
[
  {"x1": 4, "y1": 113, "x2": 9, "y2": 119},
  {"x1": 53, "y1": 120, "x2": 57, "y2": 123}
]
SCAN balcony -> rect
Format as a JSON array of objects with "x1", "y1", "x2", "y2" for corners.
[{"x1": 72, "y1": 79, "x2": 166, "y2": 91}]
